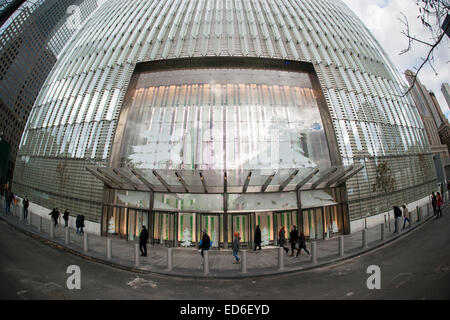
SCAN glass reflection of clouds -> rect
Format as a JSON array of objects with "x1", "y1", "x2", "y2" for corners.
[{"x1": 117, "y1": 68, "x2": 331, "y2": 171}]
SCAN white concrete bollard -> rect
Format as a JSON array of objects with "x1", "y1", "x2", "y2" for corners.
[
  {"x1": 83, "y1": 233, "x2": 89, "y2": 252},
  {"x1": 415, "y1": 206, "x2": 419, "y2": 223},
  {"x1": 241, "y1": 250, "x2": 247, "y2": 273},
  {"x1": 203, "y1": 250, "x2": 209, "y2": 275},
  {"x1": 311, "y1": 242, "x2": 317, "y2": 264},
  {"x1": 339, "y1": 235, "x2": 344, "y2": 257},
  {"x1": 362, "y1": 229, "x2": 368, "y2": 248},
  {"x1": 65, "y1": 226, "x2": 70, "y2": 245},
  {"x1": 167, "y1": 247, "x2": 173, "y2": 271},
  {"x1": 277, "y1": 247, "x2": 284, "y2": 270},
  {"x1": 107, "y1": 239, "x2": 112, "y2": 260},
  {"x1": 395, "y1": 217, "x2": 401, "y2": 234},
  {"x1": 134, "y1": 243, "x2": 140, "y2": 267},
  {"x1": 50, "y1": 220, "x2": 55, "y2": 238}
]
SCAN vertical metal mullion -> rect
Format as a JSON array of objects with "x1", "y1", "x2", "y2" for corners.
[
  {"x1": 149, "y1": 191, "x2": 154, "y2": 245},
  {"x1": 297, "y1": 188, "x2": 303, "y2": 233},
  {"x1": 322, "y1": 207, "x2": 325, "y2": 240},
  {"x1": 125, "y1": 208, "x2": 129, "y2": 242},
  {"x1": 174, "y1": 212, "x2": 178, "y2": 247},
  {"x1": 218, "y1": 213, "x2": 221, "y2": 250}
]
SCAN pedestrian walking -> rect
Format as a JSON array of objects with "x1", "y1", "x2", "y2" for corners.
[
  {"x1": 63, "y1": 209, "x2": 69, "y2": 227},
  {"x1": 76, "y1": 214, "x2": 85, "y2": 234},
  {"x1": 79, "y1": 214, "x2": 85, "y2": 234},
  {"x1": 436, "y1": 192, "x2": 443, "y2": 218},
  {"x1": 5, "y1": 191, "x2": 13, "y2": 214},
  {"x1": 296, "y1": 231, "x2": 311, "y2": 257},
  {"x1": 278, "y1": 226, "x2": 289, "y2": 253},
  {"x1": 253, "y1": 225, "x2": 261, "y2": 251},
  {"x1": 431, "y1": 192, "x2": 437, "y2": 216},
  {"x1": 289, "y1": 225, "x2": 299, "y2": 256},
  {"x1": 393, "y1": 206, "x2": 402, "y2": 233},
  {"x1": 139, "y1": 225, "x2": 149, "y2": 256},
  {"x1": 76, "y1": 214, "x2": 81, "y2": 234},
  {"x1": 198, "y1": 229, "x2": 211, "y2": 258},
  {"x1": 232, "y1": 233, "x2": 241, "y2": 264},
  {"x1": 402, "y1": 204, "x2": 410, "y2": 229},
  {"x1": 49, "y1": 208, "x2": 60, "y2": 227},
  {"x1": 22, "y1": 196, "x2": 29, "y2": 219}
]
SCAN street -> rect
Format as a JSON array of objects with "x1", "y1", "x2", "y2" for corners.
[{"x1": 0, "y1": 208, "x2": 449, "y2": 300}]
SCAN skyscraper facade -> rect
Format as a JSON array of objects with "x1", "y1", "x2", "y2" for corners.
[
  {"x1": 0, "y1": 0, "x2": 100, "y2": 186},
  {"x1": 442, "y1": 83, "x2": 450, "y2": 110},
  {"x1": 12, "y1": 0, "x2": 437, "y2": 246},
  {"x1": 405, "y1": 70, "x2": 448, "y2": 159}
]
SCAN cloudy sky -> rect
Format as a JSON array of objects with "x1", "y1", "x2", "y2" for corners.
[{"x1": 342, "y1": 0, "x2": 449, "y2": 118}]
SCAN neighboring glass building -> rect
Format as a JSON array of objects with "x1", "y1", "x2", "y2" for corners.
[
  {"x1": 405, "y1": 70, "x2": 448, "y2": 159},
  {"x1": 13, "y1": 0, "x2": 437, "y2": 247},
  {"x1": 0, "y1": 0, "x2": 100, "y2": 186},
  {"x1": 442, "y1": 83, "x2": 450, "y2": 110}
]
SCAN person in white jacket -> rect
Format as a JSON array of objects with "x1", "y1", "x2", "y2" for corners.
[{"x1": 402, "y1": 204, "x2": 411, "y2": 229}]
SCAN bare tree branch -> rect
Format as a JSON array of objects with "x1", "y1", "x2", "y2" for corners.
[
  {"x1": 402, "y1": 20, "x2": 449, "y2": 96},
  {"x1": 399, "y1": 0, "x2": 449, "y2": 97}
]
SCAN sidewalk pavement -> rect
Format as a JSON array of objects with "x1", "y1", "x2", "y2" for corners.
[{"x1": 0, "y1": 199, "x2": 442, "y2": 279}]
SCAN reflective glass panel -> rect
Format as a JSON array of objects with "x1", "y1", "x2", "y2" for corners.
[{"x1": 113, "y1": 67, "x2": 332, "y2": 171}]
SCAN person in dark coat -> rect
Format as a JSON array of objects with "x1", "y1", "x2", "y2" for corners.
[
  {"x1": 253, "y1": 225, "x2": 261, "y2": 251},
  {"x1": 49, "y1": 208, "x2": 60, "y2": 227},
  {"x1": 63, "y1": 209, "x2": 69, "y2": 227},
  {"x1": 289, "y1": 225, "x2": 299, "y2": 256},
  {"x1": 5, "y1": 191, "x2": 13, "y2": 214},
  {"x1": 22, "y1": 197, "x2": 29, "y2": 219},
  {"x1": 76, "y1": 214, "x2": 85, "y2": 235},
  {"x1": 393, "y1": 206, "x2": 402, "y2": 233},
  {"x1": 75, "y1": 214, "x2": 81, "y2": 234},
  {"x1": 199, "y1": 229, "x2": 211, "y2": 258},
  {"x1": 278, "y1": 226, "x2": 289, "y2": 253},
  {"x1": 79, "y1": 214, "x2": 85, "y2": 234},
  {"x1": 139, "y1": 225, "x2": 149, "y2": 256},
  {"x1": 431, "y1": 192, "x2": 437, "y2": 216},
  {"x1": 436, "y1": 192, "x2": 443, "y2": 218},
  {"x1": 296, "y1": 231, "x2": 311, "y2": 257}
]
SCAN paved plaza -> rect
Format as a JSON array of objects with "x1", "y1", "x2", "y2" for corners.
[{"x1": 0, "y1": 197, "x2": 440, "y2": 278}]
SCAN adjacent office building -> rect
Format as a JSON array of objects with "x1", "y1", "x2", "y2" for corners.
[
  {"x1": 405, "y1": 70, "x2": 448, "y2": 159},
  {"x1": 0, "y1": 0, "x2": 100, "y2": 186},
  {"x1": 12, "y1": 0, "x2": 437, "y2": 247},
  {"x1": 442, "y1": 83, "x2": 450, "y2": 110}
]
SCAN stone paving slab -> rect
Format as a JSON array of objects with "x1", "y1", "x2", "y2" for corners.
[{"x1": 0, "y1": 198, "x2": 440, "y2": 278}]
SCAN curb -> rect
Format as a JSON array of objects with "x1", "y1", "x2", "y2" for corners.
[{"x1": 0, "y1": 208, "x2": 440, "y2": 279}]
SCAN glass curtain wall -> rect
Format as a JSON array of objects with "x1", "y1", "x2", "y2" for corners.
[
  {"x1": 302, "y1": 204, "x2": 346, "y2": 240},
  {"x1": 114, "y1": 68, "x2": 332, "y2": 172}
]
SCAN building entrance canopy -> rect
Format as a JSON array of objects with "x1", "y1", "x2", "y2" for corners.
[{"x1": 86, "y1": 165, "x2": 363, "y2": 194}]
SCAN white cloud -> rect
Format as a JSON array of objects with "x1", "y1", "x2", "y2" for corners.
[{"x1": 342, "y1": 0, "x2": 450, "y2": 115}]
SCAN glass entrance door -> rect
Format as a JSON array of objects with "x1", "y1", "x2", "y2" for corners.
[
  {"x1": 128, "y1": 209, "x2": 149, "y2": 241},
  {"x1": 273, "y1": 211, "x2": 297, "y2": 244},
  {"x1": 103, "y1": 205, "x2": 128, "y2": 239},
  {"x1": 178, "y1": 213, "x2": 196, "y2": 247},
  {"x1": 302, "y1": 208, "x2": 324, "y2": 240},
  {"x1": 153, "y1": 212, "x2": 177, "y2": 246},
  {"x1": 198, "y1": 214, "x2": 220, "y2": 248},
  {"x1": 230, "y1": 214, "x2": 251, "y2": 248},
  {"x1": 254, "y1": 212, "x2": 274, "y2": 245}
]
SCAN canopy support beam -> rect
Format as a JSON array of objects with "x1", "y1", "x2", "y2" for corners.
[{"x1": 130, "y1": 168, "x2": 155, "y2": 191}]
